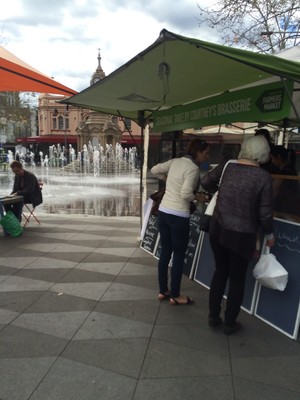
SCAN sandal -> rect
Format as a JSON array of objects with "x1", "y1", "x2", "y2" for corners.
[
  {"x1": 170, "y1": 296, "x2": 194, "y2": 305},
  {"x1": 158, "y1": 292, "x2": 170, "y2": 301}
]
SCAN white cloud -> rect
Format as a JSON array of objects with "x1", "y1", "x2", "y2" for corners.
[{"x1": 1, "y1": 0, "x2": 219, "y2": 92}]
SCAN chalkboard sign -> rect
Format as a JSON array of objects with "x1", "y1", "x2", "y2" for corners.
[
  {"x1": 183, "y1": 210, "x2": 203, "y2": 278},
  {"x1": 140, "y1": 214, "x2": 160, "y2": 255},
  {"x1": 255, "y1": 219, "x2": 300, "y2": 339},
  {"x1": 194, "y1": 232, "x2": 260, "y2": 314},
  {"x1": 154, "y1": 238, "x2": 161, "y2": 260}
]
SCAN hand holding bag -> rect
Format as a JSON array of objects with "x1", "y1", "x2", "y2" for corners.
[{"x1": 253, "y1": 246, "x2": 288, "y2": 291}]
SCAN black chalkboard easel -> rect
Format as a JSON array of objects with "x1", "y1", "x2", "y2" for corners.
[
  {"x1": 183, "y1": 210, "x2": 203, "y2": 278},
  {"x1": 141, "y1": 210, "x2": 203, "y2": 280},
  {"x1": 140, "y1": 214, "x2": 160, "y2": 255},
  {"x1": 254, "y1": 218, "x2": 300, "y2": 339}
]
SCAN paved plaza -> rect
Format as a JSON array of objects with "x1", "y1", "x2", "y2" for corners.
[{"x1": 0, "y1": 214, "x2": 299, "y2": 400}]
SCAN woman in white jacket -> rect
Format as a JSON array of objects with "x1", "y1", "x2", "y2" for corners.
[{"x1": 151, "y1": 139, "x2": 209, "y2": 305}]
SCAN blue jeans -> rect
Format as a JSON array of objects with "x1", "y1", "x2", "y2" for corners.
[{"x1": 157, "y1": 211, "x2": 190, "y2": 298}]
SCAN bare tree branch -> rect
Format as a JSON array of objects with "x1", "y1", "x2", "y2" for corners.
[{"x1": 197, "y1": 0, "x2": 300, "y2": 53}]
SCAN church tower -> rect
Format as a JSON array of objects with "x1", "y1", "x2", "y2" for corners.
[
  {"x1": 90, "y1": 49, "x2": 105, "y2": 85},
  {"x1": 77, "y1": 49, "x2": 122, "y2": 152}
]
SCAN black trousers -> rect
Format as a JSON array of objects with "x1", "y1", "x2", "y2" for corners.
[{"x1": 209, "y1": 235, "x2": 248, "y2": 325}]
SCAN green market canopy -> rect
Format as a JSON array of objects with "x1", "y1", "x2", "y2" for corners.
[{"x1": 64, "y1": 29, "x2": 300, "y2": 130}]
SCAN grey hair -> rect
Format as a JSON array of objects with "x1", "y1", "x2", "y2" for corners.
[{"x1": 238, "y1": 135, "x2": 270, "y2": 164}]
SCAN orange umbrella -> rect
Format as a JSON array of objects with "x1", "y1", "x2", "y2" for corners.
[{"x1": 0, "y1": 45, "x2": 77, "y2": 95}]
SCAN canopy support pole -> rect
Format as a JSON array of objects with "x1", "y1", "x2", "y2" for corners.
[
  {"x1": 281, "y1": 78, "x2": 300, "y2": 144},
  {"x1": 138, "y1": 111, "x2": 146, "y2": 236},
  {"x1": 281, "y1": 79, "x2": 300, "y2": 123}
]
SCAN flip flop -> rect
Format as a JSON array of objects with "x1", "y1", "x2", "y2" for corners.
[
  {"x1": 170, "y1": 296, "x2": 194, "y2": 305},
  {"x1": 158, "y1": 292, "x2": 170, "y2": 301}
]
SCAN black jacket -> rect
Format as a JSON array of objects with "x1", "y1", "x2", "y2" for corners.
[{"x1": 12, "y1": 170, "x2": 43, "y2": 207}]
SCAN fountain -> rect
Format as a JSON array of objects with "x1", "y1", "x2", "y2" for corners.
[
  {"x1": 0, "y1": 142, "x2": 141, "y2": 217},
  {"x1": 43, "y1": 142, "x2": 138, "y2": 176}
]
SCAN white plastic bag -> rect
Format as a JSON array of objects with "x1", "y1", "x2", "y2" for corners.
[
  {"x1": 205, "y1": 191, "x2": 218, "y2": 216},
  {"x1": 253, "y1": 247, "x2": 288, "y2": 291},
  {"x1": 199, "y1": 191, "x2": 218, "y2": 232}
]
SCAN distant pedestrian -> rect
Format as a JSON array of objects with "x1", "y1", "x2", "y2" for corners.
[
  {"x1": 254, "y1": 128, "x2": 278, "y2": 173},
  {"x1": 270, "y1": 145, "x2": 297, "y2": 176}
]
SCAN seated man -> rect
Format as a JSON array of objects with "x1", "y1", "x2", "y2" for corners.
[{"x1": 4, "y1": 160, "x2": 43, "y2": 221}]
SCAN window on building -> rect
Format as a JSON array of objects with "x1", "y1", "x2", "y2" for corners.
[
  {"x1": 124, "y1": 118, "x2": 132, "y2": 131},
  {"x1": 58, "y1": 116, "x2": 64, "y2": 129},
  {"x1": 53, "y1": 113, "x2": 69, "y2": 130}
]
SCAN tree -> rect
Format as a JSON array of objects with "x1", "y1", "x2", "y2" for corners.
[
  {"x1": 197, "y1": 0, "x2": 300, "y2": 53},
  {"x1": 0, "y1": 92, "x2": 34, "y2": 143}
]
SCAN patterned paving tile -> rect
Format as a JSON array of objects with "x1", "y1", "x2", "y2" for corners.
[
  {"x1": 0, "y1": 214, "x2": 298, "y2": 400},
  {"x1": 0, "y1": 357, "x2": 57, "y2": 400},
  {"x1": 133, "y1": 376, "x2": 233, "y2": 400},
  {"x1": 24, "y1": 256, "x2": 78, "y2": 269},
  {"x1": 0, "y1": 308, "x2": 19, "y2": 324},
  {"x1": 50, "y1": 281, "x2": 112, "y2": 301},
  {"x1": 0, "y1": 257, "x2": 37, "y2": 268},
  {"x1": 24, "y1": 291, "x2": 96, "y2": 313},
  {"x1": 93, "y1": 247, "x2": 138, "y2": 257},
  {"x1": 0, "y1": 276, "x2": 53, "y2": 292},
  {"x1": 63, "y1": 337, "x2": 149, "y2": 378},
  {"x1": 58, "y1": 269, "x2": 114, "y2": 283},
  {"x1": 49, "y1": 243, "x2": 96, "y2": 253},
  {"x1": 75, "y1": 262, "x2": 125, "y2": 275},
  {"x1": 140, "y1": 338, "x2": 231, "y2": 378},
  {"x1": 73, "y1": 311, "x2": 153, "y2": 340},
  {"x1": 19, "y1": 243, "x2": 62, "y2": 252},
  {"x1": 29, "y1": 357, "x2": 137, "y2": 400},
  {"x1": 15, "y1": 268, "x2": 71, "y2": 282},
  {"x1": 12, "y1": 311, "x2": 90, "y2": 339},
  {"x1": 100, "y1": 282, "x2": 156, "y2": 301},
  {"x1": 0, "y1": 291, "x2": 44, "y2": 312},
  {"x1": 0, "y1": 325, "x2": 68, "y2": 358}
]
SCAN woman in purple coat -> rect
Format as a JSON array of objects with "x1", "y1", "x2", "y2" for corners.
[{"x1": 201, "y1": 135, "x2": 275, "y2": 335}]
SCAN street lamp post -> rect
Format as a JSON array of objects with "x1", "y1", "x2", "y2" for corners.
[{"x1": 64, "y1": 104, "x2": 67, "y2": 164}]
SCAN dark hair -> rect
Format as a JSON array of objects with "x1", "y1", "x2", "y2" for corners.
[
  {"x1": 270, "y1": 145, "x2": 289, "y2": 162},
  {"x1": 255, "y1": 128, "x2": 271, "y2": 144},
  {"x1": 187, "y1": 138, "x2": 208, "y2": 160},
  {"x1": 10, "y1": 160, "x2": 23, "y2": 169}
]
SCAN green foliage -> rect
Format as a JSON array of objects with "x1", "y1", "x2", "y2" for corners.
[{"x1": 197, "y1": 0, "x2": 300, "y2": 53}]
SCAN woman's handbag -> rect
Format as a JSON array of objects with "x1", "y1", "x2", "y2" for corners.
[
  {"x1": 199, "y1": 191, "x2": 218, "y2": 232},
  {"x1": 149, "y1": 188, "x2": 165, "y2": 216},
  {"x1": 199, "y1": 160, "x2": 233, "y2": 232},
  {"x1": 253, "y1": 246, "x2": 288, "y2": 291},
  {"x1": 0, "y1": 211, "x2": 23, "y2": 237}
]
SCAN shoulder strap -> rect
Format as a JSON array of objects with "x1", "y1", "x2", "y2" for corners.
[{"x1": 218, "y1": 159, "x2": 236, "y2": 186}]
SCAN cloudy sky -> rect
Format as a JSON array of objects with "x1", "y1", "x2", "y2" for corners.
[{"x1": 1, "y1": 0, "x2": 219, "y2": 92}]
